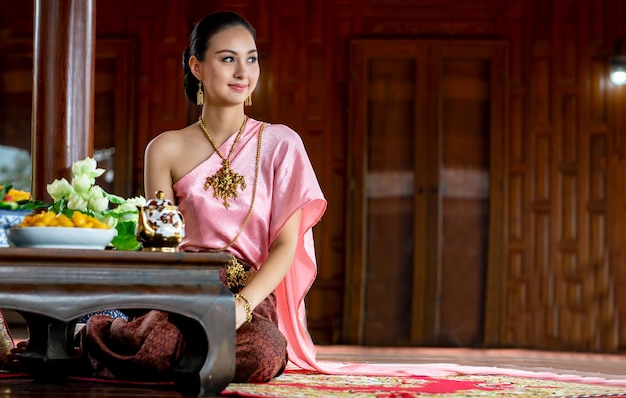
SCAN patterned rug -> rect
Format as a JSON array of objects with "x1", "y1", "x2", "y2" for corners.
[
  {"x1": 222, "y1": 369, "x2": 626, "y2": 397},
  {"x1": 2, "y1": 369, "x2": 626, "y2": 397}
]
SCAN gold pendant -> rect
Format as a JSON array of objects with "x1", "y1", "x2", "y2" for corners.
[{"x1": 204, "y1": 159, "x2": 247, "y2": 208}]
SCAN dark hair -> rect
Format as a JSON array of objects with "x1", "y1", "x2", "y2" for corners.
[{"x1": 182, "y1": 11, "x2": 256, "y2": 104}]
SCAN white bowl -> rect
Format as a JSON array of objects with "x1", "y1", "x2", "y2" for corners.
[{"x1": 7, "y1": 227, "x2": 116, "y2": 250}]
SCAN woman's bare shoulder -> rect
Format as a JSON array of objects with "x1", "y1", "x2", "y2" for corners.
[
  {"x1": 145, "y1": 123, "x2": 213, "y2": 183},
  {"x1": 146, "y1": 125, "x2": 200, "y2": 157},
  {"x1": 147, "y1": 127, "x2": 186, "y2": 149}
]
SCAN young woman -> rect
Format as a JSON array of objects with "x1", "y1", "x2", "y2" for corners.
[{"x1": 143, "y1": 11, "x2": 327, "y2": 382}]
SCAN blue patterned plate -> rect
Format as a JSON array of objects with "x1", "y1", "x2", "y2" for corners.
[{"x1": 0, "y1": 209, "x2": 31, "y2": 247}]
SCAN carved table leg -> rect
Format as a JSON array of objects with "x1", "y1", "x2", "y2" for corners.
[
  {"x1": 19, "y1": 312, "x2": 83, "y2": 382},
  {"x1": 170, "y1": 287, "x2": 235, "y2": 396}
]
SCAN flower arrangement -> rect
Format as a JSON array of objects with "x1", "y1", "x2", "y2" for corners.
[
  {"x1": 0, "y1": 185, "x2": 49, "y2": 247},
  {"x1": 46, "y1": 157, "x2": 146, "y2": 251},
  {"x1": 0, "y1": 185, "x2": 48, "y2": 211}
]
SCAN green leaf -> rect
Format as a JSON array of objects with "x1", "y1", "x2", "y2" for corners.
[
  {"x1": 50, "y1": 199, "x2": 67, "y2": 215},
  {"x1": 15, "y1": 199, "x2": 50, "y2": 211},
  {"x1": 106, "y1": 193, "x2": 127, "y2": 204},
  {"x1": 0, "y1": 201, "x2": 19, "y2": 210},
  {"x1": 111, "y1": 234, "x2": 141, "y2": 251},
  {"x1": 111, "y1": 220, "x2": 141, "y2": 251},
  {"x1": 0, "y1": 184, "x2": 11, "y2": 198}
]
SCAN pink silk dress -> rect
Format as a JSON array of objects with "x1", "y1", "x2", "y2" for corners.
[
  {"x1": 172, "y1": 119, "x2": 626, "y2": 386},
  {"x1": 173, "y1": 118, "x2": 327, "y2": 370}
]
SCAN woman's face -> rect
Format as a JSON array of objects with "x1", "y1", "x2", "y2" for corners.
[{"x1": 195, "y1": 25, "x2": 259, "y2": 107}]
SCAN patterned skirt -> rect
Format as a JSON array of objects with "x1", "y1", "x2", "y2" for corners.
[
  {"x1": 220, "y1": 257, "x2": 288, "y2": 383},
  {"x1": 81, "y1": 256, "x2": 287, "y2": 383},
  {"x1": 233, "y1": 292, "x2": 287, "y2": 382}
]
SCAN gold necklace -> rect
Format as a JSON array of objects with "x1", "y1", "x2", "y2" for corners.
[
  {"x1": 199, "y1": 115, "x2": 249, "y2": 208},
  {"x1": 208, "y1": 123, "x2": 266, "y2": 253}
]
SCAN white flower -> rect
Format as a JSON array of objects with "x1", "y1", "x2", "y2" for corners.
[
  {"x1": 87, "y1": 186, "x2": 109, "y2": 213},
  {"x1": 66, "y1": 191, "x2": 88, "y2": 212},
  {"x1": 125, "y1": 196, "x2": 147, "y2": 208},
  {"x1": 47, "y1": 178, "x2": 73, "y2": 201},
  {"x1": 110, "y1": 201, "x2": 140, "y2": 221},
  {"x1": 72, "y1": 174, "x2": 92, "y2": 193},
  {"x1": 72, "y1": 157, "x2": 105, "y2": 185},
  {"x1": 101, "y1": 215, "x2": 118, "y2": 228}
]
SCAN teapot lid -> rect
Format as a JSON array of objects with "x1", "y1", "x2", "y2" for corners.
[{"x1": 146, "y1": 190, "x2": 174, "y2": 208}]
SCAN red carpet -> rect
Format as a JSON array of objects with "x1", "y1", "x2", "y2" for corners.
[{"x1": 222, "y1": 369, "x2": 626, "y2": 397}]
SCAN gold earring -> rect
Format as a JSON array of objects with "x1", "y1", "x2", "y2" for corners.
[
  {"x1": 197, "y1": 82, "x2": 204, "y2": 106},
  {"x1": 244, "y1": 95, "x2": 252, "y2": 106}
]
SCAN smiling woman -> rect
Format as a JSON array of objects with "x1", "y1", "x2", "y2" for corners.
[{"x1": 77, "y1": 11, "x2": 328, "y2": 388}]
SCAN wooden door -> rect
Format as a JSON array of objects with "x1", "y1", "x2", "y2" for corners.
[{"x1": 346, "y1": 39, "x2": 506, "y2": 346}]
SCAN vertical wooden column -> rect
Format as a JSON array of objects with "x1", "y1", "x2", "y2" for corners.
[{"x1": 31, "y1": 0, "x2": 95, "y2": 200}]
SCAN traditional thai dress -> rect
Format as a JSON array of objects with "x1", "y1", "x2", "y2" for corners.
[
  {"x1": 173, "y1": 118, "x2": 327, "y2": 382},
  {"x1": 174, "y1": 118, "x2": 579, "y2": 382}
]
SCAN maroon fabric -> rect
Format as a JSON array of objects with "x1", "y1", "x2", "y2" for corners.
[
  {"x1": 80, "y1": 256, "x2": 287, "y2": 384},
  {"x1": 81, "y1": 310, "x2": 185, "y2": 380},
  {"x1": 80, "y1": 295, "x2": 287, "y2": 384},
  {"x1": 216, "y1": 256, "x2": 288, "y2": 382},
  {"x1": 234, "y1": 293, "x2": 287, "y2": 383}
]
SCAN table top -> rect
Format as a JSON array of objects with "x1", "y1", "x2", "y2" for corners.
[
  {"x1": 0, "y1": 247, "x2": 233, "y2": 286},
  {"x1": 0, "y1": 247, "x2": 232, "y2": 267}
]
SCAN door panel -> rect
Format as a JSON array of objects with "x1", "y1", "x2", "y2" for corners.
[
  {"x1": 363, "y1": 57, "x2": 418, "y2": 345},
  {"x1": 345, "y1": 42, "x2": 429, "y2": 345},
  {"x1": 437, "y1": 54, "x2": 491, "y2": 346},
  {"x1": 347, "y1": 39, "x2": 506, "y2": 346}
]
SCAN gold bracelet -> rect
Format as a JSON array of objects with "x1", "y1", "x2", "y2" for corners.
[{"x1": 234, "y1": 293, "x2": 253, "y2": 323}]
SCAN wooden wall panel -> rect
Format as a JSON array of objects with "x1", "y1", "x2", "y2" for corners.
[
  {"x1": 533, "y1": 136, "x2": 551, "y2": 202},
  {"x1": 557, "y1": 24, "x2": 577, "y2": 83},
  {"x1": 561, "y1": 96, "x2": 577, "y2": 162},
  {"x1": 590, "y1": 60, "x2": 608, "y2": 123},
  {"x1": 532, "y1": 57, "x2": 551, "y2": 124},
  {"x1": 561, "y1": 173, "x2": 577, "y2": 242},
  {"x1": 2, "y1": 0, "x2": 626, "y2": 351}
]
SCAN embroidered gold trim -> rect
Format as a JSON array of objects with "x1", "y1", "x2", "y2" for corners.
[{"x1": 224, "y1": 256, "x2": 255, "y2": 290}]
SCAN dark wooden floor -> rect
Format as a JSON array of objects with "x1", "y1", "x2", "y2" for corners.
[
  {"x1": 0, "y1": 378, "x2": 185, "y2": 397},
  {"x1": 2, "y1": 310, "x2": 626, "y2": 397}
]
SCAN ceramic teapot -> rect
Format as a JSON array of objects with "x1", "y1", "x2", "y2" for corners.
[{"x1": 136, "y1": 191, "x2": 185, "y2": 252}]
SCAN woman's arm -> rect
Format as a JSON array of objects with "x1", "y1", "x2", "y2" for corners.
[
  {"x1": 144, "y1": 134, "x2": 176, "y2": 201},
  {"x1": 234, "y1": 209, "x2": 302, "y2": 329}
]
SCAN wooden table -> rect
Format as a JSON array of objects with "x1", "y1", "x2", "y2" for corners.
[{"x1": 0, "y1": 248, "x2": 235, "y2": 396}]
